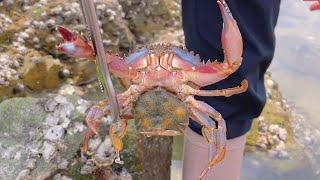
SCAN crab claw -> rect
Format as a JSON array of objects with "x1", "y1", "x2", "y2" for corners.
[
  {"x1": 56, "y1": 26, "x2": 95, "y2": 59},
  {"x1": 179, "y1": 0, "x2": 244, "y2": 87},
  {"x1": 218, "y1": 0, "x2": 243, "y2": 70}
]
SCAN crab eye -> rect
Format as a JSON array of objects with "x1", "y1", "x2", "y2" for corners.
[
  {"x1": 172, "y1": 47, "x2": 200, "y2": 65},
  {"x1": 126, "y1": 48, "x2": 148, "y2": 63}
]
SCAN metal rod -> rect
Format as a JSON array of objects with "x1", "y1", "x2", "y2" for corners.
[{"x1": 78, "y1": 0, "x2": 120, "y2": 122}]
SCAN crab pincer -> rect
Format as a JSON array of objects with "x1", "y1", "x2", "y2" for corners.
[{"x1": 56, "y1": 26, "x2": 96, "y2": 59}]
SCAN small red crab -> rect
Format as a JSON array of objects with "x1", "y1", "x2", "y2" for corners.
[{"x1": 56, "y1": 1, "x2": 248, "y2": 179}]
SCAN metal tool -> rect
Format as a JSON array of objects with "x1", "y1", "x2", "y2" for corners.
[{"x1": 78, "y1": 0, "x2": 120, "y2": 124}]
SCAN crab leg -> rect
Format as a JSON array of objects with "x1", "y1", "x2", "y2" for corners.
[
  {"x1": 181, "y1": 79, "x2": 248, "y2": 97},
  {"x1": 82, "y1": 100, "x2": 109, "y2": 153},
  {"x1": 182, "y1": 0, "x2": 243, "y2": 87},
  {"x1": 185, "y1": 96, "x2": 223, "y2": 122},
  {"x1": 109, "y1": 119, "x2": 129, "y2": 164},
  {"x1": 188, "y1": 107, "x2": 227, "y2": 180}
]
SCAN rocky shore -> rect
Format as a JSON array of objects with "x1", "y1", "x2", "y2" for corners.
[{"x1": 0, "y1": 0, "x2": 303, "y2": 179}]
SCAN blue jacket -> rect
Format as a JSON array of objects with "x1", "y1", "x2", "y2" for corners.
[{"x1": 182, "y1": 0, "x2": 281, "y2": 139}]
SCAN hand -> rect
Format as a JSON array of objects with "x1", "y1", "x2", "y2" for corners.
[{"x1": 303, "y1": 0, "x2": 320, "y2": 11}]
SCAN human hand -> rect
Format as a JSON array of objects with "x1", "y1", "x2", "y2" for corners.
[{"x1": 303, "y1": 0, "x2": 320, "y2": 11}]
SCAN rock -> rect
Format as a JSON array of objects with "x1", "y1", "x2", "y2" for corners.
[
  {"x1": 0, "y1": 94, "x2": 173, "y2": 179},
  {"x1": 0, "y1": 96, "x2": 83, "y2": 179}
]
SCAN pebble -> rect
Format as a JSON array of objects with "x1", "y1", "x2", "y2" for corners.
[
  {"x1": 12, "y1": 83, "x2": 25, "y2": 94},
  {"x1": 58, "y1": 68, "x2": 71, "y2": 79}
]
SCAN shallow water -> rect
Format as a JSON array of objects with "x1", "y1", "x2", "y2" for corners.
[
  {"x1": 172, "y1": 1, "x2": 320, "y2": 179},
  {"x1": 268, "y1": 0, "x2": 320, "y2": 178}
]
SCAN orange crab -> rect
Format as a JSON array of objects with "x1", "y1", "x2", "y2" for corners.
[{"x1": 56, "y1": 1, "x2": 247, "y2": 179}]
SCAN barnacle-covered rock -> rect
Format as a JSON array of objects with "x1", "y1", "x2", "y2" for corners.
[
  {"x1": 0, "y1": 91, "x2": 173, "y2": 179},
  {"x1": 119, "y1": 0, "x2": 181, "y2": 43}
]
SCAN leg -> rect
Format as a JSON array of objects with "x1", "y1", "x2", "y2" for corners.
[
  {"x1": 181, "y1": 79, "x2": 248, "y2": 97},
  {"x1": 83, "y1": 99, "x2": 109, "y2": 153},
  {"x1": 183, "y1": 127, "x2": 247, "y2": 180}
]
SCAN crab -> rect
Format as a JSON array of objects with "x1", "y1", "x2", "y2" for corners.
[{"x1": 56, "y1": 0, "x2": 248, "y2": 179}]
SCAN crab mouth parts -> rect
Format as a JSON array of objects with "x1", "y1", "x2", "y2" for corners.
[{"x1": 140, "y1": 129, "x2": 182, "y2": 136}]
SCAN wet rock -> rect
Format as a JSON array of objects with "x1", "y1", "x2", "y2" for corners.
[
  {"x1": 0, "y1": 94, "x2": 167, "y2": 179},
  {"x1": 246, "y1": 74, "x2": 296, "y2": 160}
]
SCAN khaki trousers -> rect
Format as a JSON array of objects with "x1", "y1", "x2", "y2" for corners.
[{"x1": 182, "y1": 127, "x2": 247, "y2": 180}]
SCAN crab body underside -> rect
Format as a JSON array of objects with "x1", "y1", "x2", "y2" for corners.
[{"x1": 56, "y1": 1, "x2": 247, "y2": 179}]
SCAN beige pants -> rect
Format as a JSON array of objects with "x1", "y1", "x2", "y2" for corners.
[{"x1": 182, "y1": 127, "x2": 247, "y2": 180}]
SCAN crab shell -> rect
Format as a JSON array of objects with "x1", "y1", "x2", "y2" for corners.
[{"x1": 133, "y1": 87, "x2": 189, "y2": 136}]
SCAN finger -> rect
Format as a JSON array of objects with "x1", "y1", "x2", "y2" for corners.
[{"x1": 310, "y1": 2, "x2": 320, "y2": 11}]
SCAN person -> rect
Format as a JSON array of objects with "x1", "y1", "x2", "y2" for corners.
[{"x1": 181, "y1": 0, "x2": 320, "y2": 180}]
